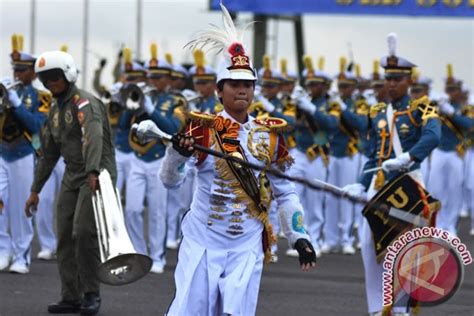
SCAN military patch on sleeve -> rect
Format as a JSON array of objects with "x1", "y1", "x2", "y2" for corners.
[
  {"x1": 292, "y1": 211, "x2": 306, "y2": 234},
  {"x1": 76, "y1": 98, "x2": 90, "y2": 110},
  {"x1": 77, "y1": 111, "x2": 85, "y2": 125}
]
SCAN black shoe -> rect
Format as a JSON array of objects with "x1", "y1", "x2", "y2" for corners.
[
  {"x1": 80, "y1": 292, "x2": 101, "y2": 315},
  {"x1": 48, "y1": 300, "x2": 81, "y2": 314}
]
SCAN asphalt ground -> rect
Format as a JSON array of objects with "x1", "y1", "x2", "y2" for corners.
[{"x1": 0, "y1": 218, "x2": 473, "y2": 316}]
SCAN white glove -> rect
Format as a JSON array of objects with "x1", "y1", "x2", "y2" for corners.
[
  {"x1": 438, "y1": 100, "x2": 455, "y2": 116},
  {"x1": 255, "y1": 94, "x2": 275, "y2": 113},
  {"x1": 341, "y1": 183, "x2": 366, "y2": 200},
  {"x1": 331, "y1": 96, "x2": 347, "y2": 111},
  {"x1": 254, "y1": 85, "x2": 262, "y2": 97},
  {"x1": 142, "y1": 95, "x2": 155, "y2": 114},
  {"x1": 290, "y1": 85, "x2": 306, "y2": 100},
  {"x1": 382, "y1": 152, "x2": 414, "y2": 172},
  {"x1": 182, "y1": 89, "x2": 199, "y2": 101},
  {"x1": 295, "y1": 95, "x2": 316, "y2": 115},
  {"x1": 132, "y1": 120, "x2": 161, "y2": 143},
  {"x1": 1, "y1": 77, "x2": 12, "y2": 86},
  {"x1": 8, "y1": 90, "x2": 22, "y2": 108}
]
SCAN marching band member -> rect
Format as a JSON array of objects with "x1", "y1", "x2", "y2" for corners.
[
  {"x1": 430, "y1": 65, "x2": 474, "y2": 236},
  {"x1": 124, "y1": 43, "x2": 186, "y2": 274},
  {"x1": 342, "y1": 33, "x2": 441, "y2": 316},
  {"x1": 154, "y1": 4, "x2": 316, "y2": 314},
  {"x1": 0, "y1": 34, "x2": 48, "y2": 274}
]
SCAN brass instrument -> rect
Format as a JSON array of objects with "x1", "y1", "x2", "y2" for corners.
[
  {"x1": 121, "y1": 83, "x2": 156, "y2": 113},
  {"x1": 0, "y1": 80, "x2": 22, "y2": 113},
  {"x1": 92, "y1": 169, "x2": 152, "y2": 285}
]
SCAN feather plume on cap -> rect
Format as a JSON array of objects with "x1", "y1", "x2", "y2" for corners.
[
  {"x1": 387, "y1": 32, "x2": 397, "y2": 57},
  {"x1": 60, "y1": 45, "x2": 68, "y2": 52},
  {"x1": 18, "y1": 35, "x2": 24, "y2": 51},
  {"x1": 318, "y1": 56, "x2": 325, "y2": 71},
  {"x1": 193, "y1": 49, "x2": 205, "y2": 68},
  {"x1": 11, "y1": 34, "x2": 19, "y2": 53},
  {"x1": 339, "y1": 56, "x2": 347, "y2": 75},
  {"x1": 280, "y1": 58, "x2": 288, "y2": 76},
  {"x1": 123, "y1": 48, "x2": 132, "y2": 63},
  {"x1": 263, "y1": 54, "x2": 271, "y2": 77},
  {"x1": 150, "y1": 43, "x2": 158, "y2": 60},
  {"x1": 185, "y1": 1, "x2": 255, "y2": 82},
  {"x1": 447, "y1": 64, "x2": 453, "y2": 79},
  {"x1": 303, "y1": 55, "x2": 314, "y2": 77},
  {"x1": 165, "y1": 53, "x2": 173, "y2": 65},
  {"x1": 356, "y1": 64, "x2": 361, "y2": 78},
  {"x1": 185, "y1": 2, "x2": 251, "y2": 56}
]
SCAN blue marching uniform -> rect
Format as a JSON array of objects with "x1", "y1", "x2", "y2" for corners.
[
  {"x1": 0, "y1": 83, "x2": 48, "y2": 272},
  {"x1": 429, "y1": 101, "x2": 474, "y2": 235},
  {"x1": 125, "y1": 90, "x2": 185, "y2": 272}
]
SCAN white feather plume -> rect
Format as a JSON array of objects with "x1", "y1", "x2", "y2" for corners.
[
  {"x1": 387, "y1": 32, "x2": 397, "y2": 57},
  {"x1": 184, "y1": 1, "x2": 253, "y2": 56}
]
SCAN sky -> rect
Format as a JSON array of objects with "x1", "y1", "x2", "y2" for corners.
[{"x1": 1, "y1": 0, "x2": 473, "y2": 94}]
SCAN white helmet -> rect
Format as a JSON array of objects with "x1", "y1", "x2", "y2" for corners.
[{"x1": 35, "y1": 51, "x2": 78, "y2": 83}]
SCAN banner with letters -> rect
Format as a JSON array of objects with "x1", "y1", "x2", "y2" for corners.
[{"x1": 210, "y1": 0, "x2": 473, "y2": 18}]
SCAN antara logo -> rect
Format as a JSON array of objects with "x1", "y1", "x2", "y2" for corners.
[{"x1": 38, "y1": 57, "x2": 46, "y2": 67}]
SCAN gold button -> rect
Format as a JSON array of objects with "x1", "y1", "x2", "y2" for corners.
[{"x1": 207, "y1": 220, "x2": 213, "y2": 226}]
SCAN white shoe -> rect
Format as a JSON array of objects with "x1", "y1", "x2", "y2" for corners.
[
  {"x1": 0, "y1": 255, "x2": 9, "y2": 270},
  {"x1": 393, "y1": 313, "x2": 409, "y2": 316},
  {"x1": 285, "y1": 249, "x2": 299, "y2": 257},
  {"x1": 150, "y1": 263, "x2": 164, "y2": 274},
  {"x1": 369, "y1": 312, "x2": 383, "y2": 316},
  {"x1": 278, "y1": 231, "x2": 286, "y2": 238},
  {"x1": 270, "y1": 253, "x2": 278, "y2": 263},
  {"x1": 470, "y1": 228, "x2": 474, "y2": 236},
  {"x1": 356, "y1": 242, "x2": 361, "y2": 250},
  {"x1": 321, "y1": 244, "x2": 339, "y2": 254},
  {"x1": 342, "y1": 245, "x2": 356, "y2": 255},
  {"x1": 9, "y1": 262, "x2": 29, "y2": 274},
  {"x1": 166, "y1": 240, "x2": 179, "y2": 250},
  {"x1": 37, "y1": 249, "x2": 55, "y2": 260},
  {"x1": 459, "y1": 208, "x2": 469, "y2": 218}
]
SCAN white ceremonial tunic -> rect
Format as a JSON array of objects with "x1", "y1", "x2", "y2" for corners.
[{"x1": 160, "y1": 111, "x2": 310, "y2": 316}]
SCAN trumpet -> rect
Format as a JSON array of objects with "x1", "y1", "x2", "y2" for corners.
[
  {"x1": 0, "y1": 80, "x2": 22, "y2": 112},
  {"x1": 121, "y1": 83, "x2": 156, "y2": 112}
]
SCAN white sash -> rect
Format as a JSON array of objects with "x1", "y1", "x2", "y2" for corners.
[{"x1": 386, "y1": 103, "x2": 403, "y2": 156}]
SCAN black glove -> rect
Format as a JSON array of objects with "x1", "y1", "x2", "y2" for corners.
[
  {"x1": 171, "y1": 133, "x2": 195, "y2": 157},
  {"x1": 294, "y1": 238, "x2": 317, "y2": 266},
  {"x1": 99, "y1": 58, "x2": 107, "y2": 68}
]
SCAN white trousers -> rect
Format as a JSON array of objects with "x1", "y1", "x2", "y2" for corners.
[
  {"x1": 125, "y1": 157, "x2": 168, "y2": 266},
  {"x1": 115, "y1": 149, "x2": 134, "y2": 193},
  {"x1": 430, "y1": 149, "x2": 464, "y2": 235},
  {"x1": 354, "y1": 154, "x2": 368, "y2": 243},
  {"x1": 36, "y1": 158, "x2": 65, "y2": 252},
  {"x1": 466, "y1": 148, "x2": 474, "y2": 229},
  {"x1": 288, "y1": 149, "x2": 327, "y2": 249},
  {"x1": 0, "y1": 154, "x2": 34, "y2": 266},
  {"x1": 167, "y1": 211, "x2": 263, "y2": 316},
  {"x1": 361, "y1": 170, "x2": 423, "y2": 314},
  {"x1": 166, "y1": 166, "x2": 195, "y2": 243},
  {"x1": 324, "y1": 155, "x2": 358, "y2": 247}
]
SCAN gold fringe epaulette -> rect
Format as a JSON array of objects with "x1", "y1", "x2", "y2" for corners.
[
  {"x1": 189, "y1": 111, "x2": 216, "y2": 127},
  {"x1": 254, "y1": 117, "x2": 289, "y2": 133},
  {"x1": 410, "y1": 96, "x2": 439, "y2": 122},
  {"x1": 355, "y1": 98, "x2": 369, "y2": 115},
  {"x1": 370, "y1": 102, "x2": 387, "y2": 118}
]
